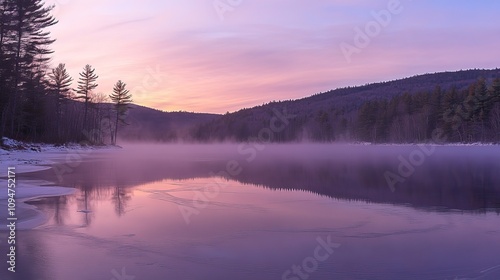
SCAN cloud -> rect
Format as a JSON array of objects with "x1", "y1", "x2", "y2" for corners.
[
  {"x1": 45, "y1": 0, "x2": 500, "y2": 113},
  {"x1": 96, "y1": 17, "x2": 155, "y2": 32}
]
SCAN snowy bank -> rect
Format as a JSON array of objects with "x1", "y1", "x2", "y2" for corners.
[
  {"x1": 0, "y1": 180, "x2": 76, "y2": 230},
  {"x1": 0, "y1": 137, "x2": 118, "y2": 229},
  {"x1": 0, "y1": 137, "x2": 119, "y2": 174}
]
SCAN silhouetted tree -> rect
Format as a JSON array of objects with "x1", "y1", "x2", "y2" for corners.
[
  {"x1": 48, "y1": 63, "x2": 72, "y2": 140},
  {"x1": 76, "y1": 64, "x2": 98, "y2": 131},
  {"x1": 109, "y1": 80, "x2": 132, "y2": 145},
  {"x1": 0, "y1": 0, "x2": 56, "y2": 139}
]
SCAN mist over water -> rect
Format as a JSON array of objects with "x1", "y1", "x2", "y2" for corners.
[
  {"x1": 4, "y1": 144, "x2": 500, "y2": 280},
  {"x1": 39, "y1": 143, "x2": 500, "y2": 212}
]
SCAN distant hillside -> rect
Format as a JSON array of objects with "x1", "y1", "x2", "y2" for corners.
[
  {"x1": 304, "y1": 68, "x2": 500, "y2": 107},
  {"x1": 190, "y1": 69, "x2": 500, "y2": 143},
  {"x1": 119, "y1": 104, "x2": 219, "y2": 141}
]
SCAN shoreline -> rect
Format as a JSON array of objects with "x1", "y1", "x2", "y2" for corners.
[
  {"x1": 0, "y1": 138, "x2": 118, "y2": 230},
  {"x1": 0, "y1": 180, "x2": 76, "y2": 230}
]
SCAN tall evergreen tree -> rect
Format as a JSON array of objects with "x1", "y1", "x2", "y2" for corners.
[
  {"x1": 474, "y1": 78, "x2": 491, "y2": 141},
  {"x1": 0, "y1": 0, "x2": 15, "y2": 55},
  {"x1": 491, "y1": 78, "x2": 500, "y2": 103},
  {"x1": 48, "y1": 63, "x2": 72, "y2": 140},
  {"x1": 109, "y1": 80, "x2": 132, "y2": 145},
  {"x1": 441, "y1": 86, "x2": 460, "y2": 140},
  {"x1": 49, "y1": 63, "x2": 72, "y2": 104},
  {"x1": 0, "y1": 0, "x2": 56, "y2": 138},
  {"x1": 489, "y1": 78, "x2": 500, "y2": 142},
  {"x1": 76, "y1": 64, "x2": 98, "y2": 130},
  {"x1": 356, "y1": 101, "x2": 378, "y2": 142}
]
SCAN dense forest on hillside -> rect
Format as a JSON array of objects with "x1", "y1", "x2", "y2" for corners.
[
  {"x1": 191, "y1": 75, "x2": 500, "y2": 143},
  {"x1": 119, "y1": 104, "x2": 218, "y2": 142},
  {"x1": 355, "y1": 78, "x2": 500, "y2": 143}
]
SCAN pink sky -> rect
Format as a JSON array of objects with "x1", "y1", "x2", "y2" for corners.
[{"x1": 46, "y1": 0, "x2": 500, "y2": 114}]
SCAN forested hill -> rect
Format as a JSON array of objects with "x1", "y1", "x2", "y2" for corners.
[
  {"x1": 190, "y1": 69, "x2": 500, "y2": 143},
  {"x1": 119, "y1": 104, "x2": 219, "y2": 142},
  {"x1": 301, "y1": 68, "x2": 500, "y2": 108}
]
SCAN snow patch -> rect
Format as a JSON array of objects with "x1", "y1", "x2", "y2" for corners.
[
  {"x1": 0, "y1": 179, "x2": 76, "y2": 230},
  {"x1": 0, "y1": 137, "x2": 120, "y2": 175},
  {"x1": 0, "y1": 137, "x2": 119, "y2": 229}
]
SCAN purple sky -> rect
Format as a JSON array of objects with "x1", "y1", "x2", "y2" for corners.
[{"x1": 46, "y1": 0, "x2": 500, "y2": 113}]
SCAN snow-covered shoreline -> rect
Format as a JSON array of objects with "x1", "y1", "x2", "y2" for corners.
[
  {"x1": 0, "y1": 137, "x2": 120, "y2": 173},
  {"x1": 0, "y1": 180, "x2": 76, "y2": 230},
  {"x1": 0, "y1": 137, "x2": 118, "y2": 230}
]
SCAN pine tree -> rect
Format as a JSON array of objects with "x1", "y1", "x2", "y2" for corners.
[
  {"x1": 491, "y1": 78, "x2": 500, "y2": 103},
  {"x1": 427, "y1": 86, "x2": 442, "y2": 138},
  {"x1": 473, "y1": 78, "x2": 490, "y2": 141},
  {"x1": 49, "y1": 63, "x2": 72, "y2": 140},
  {"x1": 109, "y1": 80, "x2": 132, "y2": 145},
  {"x1": 441, "y1": 86, "x2": 460, "y2": 140},
  {"x1": 356, "y1": 101, "x2": 378, "y2": 142},
  {"x1": 1, "y1": 0, "x2": 56, "y2": 138},
  {"x1": 0, "y1": 0, "x2": 16, "y2": 138},
  {"x1": 489, "y1": 78, "x2": 500, "y2": 142},
  {"x1": 0, "y1": 0, "x2": 15, "y2": 55},
  {"x1": 76, "y1": 64, "x2": 98, "y2": 130},
  {"x1": 49, "y1": 63, "x2": 72, "y2": 104}
]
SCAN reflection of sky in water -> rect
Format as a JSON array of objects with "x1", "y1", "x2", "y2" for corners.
[{"x1": 3, "y1": 144, "x2": 500, "y2": 280}]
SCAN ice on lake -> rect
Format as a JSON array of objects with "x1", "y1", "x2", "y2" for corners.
[{"x1": 1, "y1": 144, "x2": 500, "y2": 280}]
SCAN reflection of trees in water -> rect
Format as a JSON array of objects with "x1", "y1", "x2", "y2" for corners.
[
  {"x1": 111, "y1": 183, "x2": 132, "y2": 216},
  {"x1": 76, "y1": 186, "x2": 94, "y2": 226},
  {"x1": 34, "y1": 150, "x2": 500, "y2": 215},
  {"x1": 29, "y1": 179, "x2": 135, "y2": 227},
  {"x1": 53, "y1": 196, "x2": 67, "y2": 225},
  {"x1": 74, "y1": 179, "x2": 134, "y2": 222},
  {"x1": 26, "y1": 196, "x2": 70, "y2": 226},
  {"x1": 237, "y1": 158, "x2": 500, "y2": 213}
]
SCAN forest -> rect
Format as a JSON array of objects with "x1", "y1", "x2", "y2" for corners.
[
  {"x1": 192, "y1": 76, "x2": 500, "y2": 143},
  {"x1": 1, "y1": 1, "x2": 499, "y2": 145},
  {"x1": 354, "y1": 78, "x2": 500, "y2": 143},
  {"x1": 0, "y1": 0, "x2": 131, "y2": 145}
]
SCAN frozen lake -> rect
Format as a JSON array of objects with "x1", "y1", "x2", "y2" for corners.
[{"x1": 2, "y1": 144, "x2": 500, "y2": 280}]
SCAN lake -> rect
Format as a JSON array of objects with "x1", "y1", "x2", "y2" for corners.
[{"x1": 2, "y1": 144, "x2": 500, "y2": 280}]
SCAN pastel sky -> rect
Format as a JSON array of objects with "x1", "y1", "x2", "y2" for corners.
[{"x1": 45, "y1": 0, "x2": 500, "y2": 114}]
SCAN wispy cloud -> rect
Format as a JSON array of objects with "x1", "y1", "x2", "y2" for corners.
[
  {"x1": 45, "y1": 0, "x2": 500, "y2": 113},
  {"x1": 96, "y1": 17, "x2": 155, "y2": 32}
]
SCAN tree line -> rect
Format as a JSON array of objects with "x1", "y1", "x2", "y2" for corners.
[
  {"x1": 0, "y1": 0, "x2": 132, "y2": 145},
  {"x1": 2, "y1": 1, "x2": 498, "y2": 145},
  {"x1": 191, "y1": 77, "x2": 500, "y2": 143},
  {"x1": 355, "y1": 77, "x2": 500, "y2": 143}
]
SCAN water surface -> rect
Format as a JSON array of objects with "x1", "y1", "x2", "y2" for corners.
[{"x1": 2, "y1": 144, "x2": 500, "y2": 280}]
